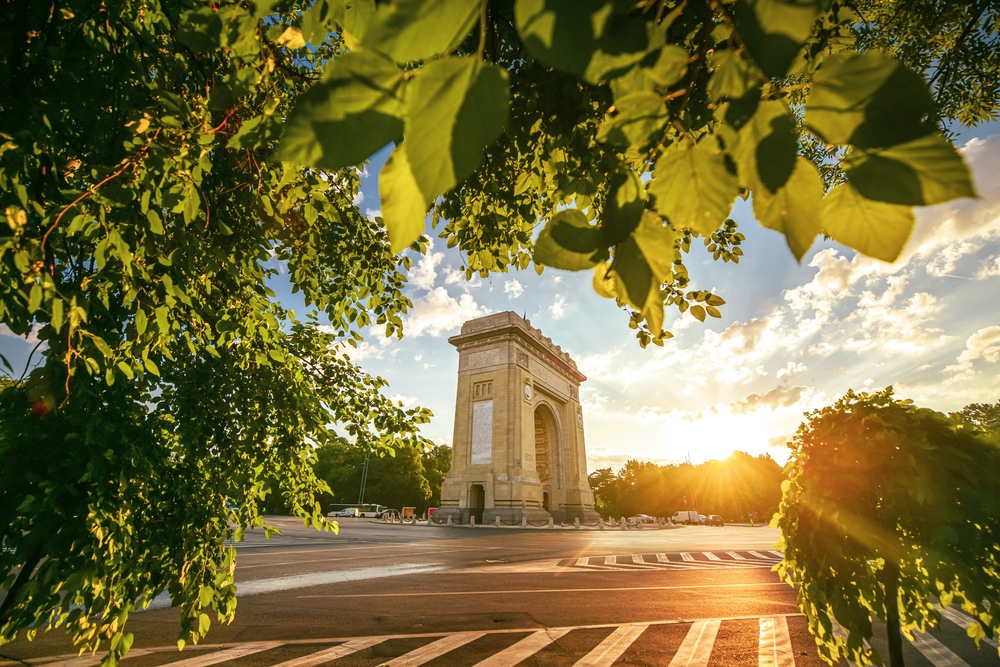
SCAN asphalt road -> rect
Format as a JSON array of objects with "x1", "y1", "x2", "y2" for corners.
[{"x1": 3, "y1": 520, "x2": 998, "y2": 667}]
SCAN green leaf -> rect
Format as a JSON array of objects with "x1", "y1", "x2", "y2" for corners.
[
  {"x1": 842, "y1": 134, "x2": 977, "y2": 206},
  {"x1": 731, "y1": 101, "x2": 797, "y2": 195},
  {"x1": 707, "y1": 50, "x2": 757, "y2": 102},
  {"x1": 362, "y1": 0, "x2": 480, "y2": 64},
  {"x1": 821, "y1": 184, "x2": 915, "y2": 262},
  {"x1": 514, "y1": 0, "x2": 659, "y2": 83},
  {"x1": 753, "y1": 157, "x2": 823, "y2": 261},
  {"x1": 597, "y1": 92, "x2": 667, "y2": 147},
  {"x1": 277, "y1": 52, "x2": 404, "y2": 170},
  {"x1": 649, "y1": 139, "x2": 739, "y2": 236},
  {"x1": 599, "y1": 170, "x2": 645, "y2": 245},
  {"x1": 135, "y1": 309, "x2": 147, "y2": 336},
  {"x1": 592, "y1": 261, "x2": 617, "y2": 299},
  {"x1": 734, "y1": 0, "x2": 828, "y2": 78},
  {"x1": 176, "y1": 8, "x2": 222, "y2": 53},
  {"x1": 379, "y1": 143, "x2": 428, "y2": 254},
  {"x1": 648, "y1": 46, "x2": 688, "y2": 88},
  {"x1": 534, "y1": 209, "x2": 605, "y2": 270},
  {"x1": 807, "y1": 53, "x2": 935, "y2": 149},
  {"x1": 117, "y1": 361, "x2": 135, "y2": 380},
  {"x1": 631, "y1": 211, "x2": 676, "y2": 283},
  {"x1": 27, "y1": 283, "x2": 42, "y2": 313},
  {"x1": 405, "y1": 57, "x2": 509, "y2": 204},
  {"x1": 146, "y1": 209, "x2": 164, "y2": 235},
  {"x1": 51, "y1": 299, "x2": 65, "y2": 334},
  {"x1": 690, "y1": 304, "x2": 707, "y2": 322},
  {"x1": 610, "y1": 236, "x2": 653, "y2": 310},
  {"x1": 143, "y1": 357, "x2": 160, "y2": 377}
]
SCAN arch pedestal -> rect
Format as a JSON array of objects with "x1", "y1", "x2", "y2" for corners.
[{"x1": 434, "y1": 312, "x2": 599, "y2": 525}]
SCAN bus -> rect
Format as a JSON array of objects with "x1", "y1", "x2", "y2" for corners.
[{"x1": 326, "y1": 503, "x2": 384, "y2": 518}]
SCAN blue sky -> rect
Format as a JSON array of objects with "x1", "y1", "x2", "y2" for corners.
[{"x1": 3, "y1": 126, "x2": 999, "y2": 473}]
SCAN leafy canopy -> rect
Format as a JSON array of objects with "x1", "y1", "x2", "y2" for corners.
[
  {"x1": 276, "y1": 0, "x2": 986, "y2": 346},
  {"x1": 1, "y1": 0, "x2": 431, "y2": 662},
  {"x1": 774, "y1": 389, "x2": 1000, "y2": 666}
]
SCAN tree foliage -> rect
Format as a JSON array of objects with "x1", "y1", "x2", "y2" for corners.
[
  {"x1": 774, "y1": 389, "x2": 1000, "y2": 666},
  {"x1": 588, "y1": 451, "x2": 784, "y2": 521},
  {"x1": 309, "y1": 439, "x2": 451, "y2": 513},
  {"x1": 0, "y1": 0, "x2": 431, "y2": 662},
  {"x1": 275, "y1": 0, "x2": 989, "y2": 346}
]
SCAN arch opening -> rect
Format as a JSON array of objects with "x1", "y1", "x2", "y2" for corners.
[{"x1": 533, "y1": 404, "x2": 558, "y2": 486}]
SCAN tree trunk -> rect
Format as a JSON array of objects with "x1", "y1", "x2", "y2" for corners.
[{"x1": 883, "y1": 560, "x2": 905, "y2": 667}]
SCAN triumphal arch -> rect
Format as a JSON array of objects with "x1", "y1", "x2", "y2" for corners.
[{"x1": 434, "y1": 312, "x2": 600, "y2": 525}]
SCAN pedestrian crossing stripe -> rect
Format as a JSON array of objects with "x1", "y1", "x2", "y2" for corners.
[
  {"x1": 18, "y1": 611, "x2": 994, "y2": 667},
  {"x1": 461, "y1": 550, "x2": 783, "y2": 573}
]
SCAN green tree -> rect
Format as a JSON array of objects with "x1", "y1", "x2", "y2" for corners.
[
  {"x1": 421, "y1": 444, "x2": 452, "y2": 509},
  {"x1": 0, "y1": 0, "x2": 430, "y2": 662},
  {"x1": 951, "y1": 400, "x2": 1000, "y2": 446},
  {"x1": 774, "y1": 389, "x2": 1000, "y2": 667},
  {"x1": 314, "y1": 440, "x2": 441, "y2": 512},
  {"x1": 277, "y1": 0, "x2": 989, "y2": 346}
]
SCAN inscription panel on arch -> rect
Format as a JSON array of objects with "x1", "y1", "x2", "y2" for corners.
[
  {"x1": 471, "y1": 400, "x2": 493, "y2": 465},
  {"x1": 530, "y1": 359, "x2": 571, "y2": 398}
]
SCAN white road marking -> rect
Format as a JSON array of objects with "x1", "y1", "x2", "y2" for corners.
[
  {"x1": 270, "y1": 637, "x2": 388, "y2": 667},
  {"x1": 748, "y1": 551, "x2": 772, "y2": 560},
  {"x1": 669, "y1": 619, "x2": 721, "y2": 667},
  {"x1": 769, "y1": 551, "x2": 784, "y2": 558},
  {"x1": 703, "y1": 552, "x2": 722, "y2": 561},
  {"x1": 758, "y1": 616, "x2": 795, "y2": 667},
  {"x1": 381, "y1": 632, "x2": 485, "y2": 666},
  {"x1": 299, "y1": 582, "x2": 790, "y2": 599},
  {"x1": 938, "y1": 606, "x2": 999, "y2": 648},
  {"x1": 573, "y1": 623, "x2": 649, "y2": 667},
  {"x1": 576, "y1": 557, "x2": 591, "y2": 567},
  {"x1": 160, "y1": 643, "x2": 283, "y2": 667},
  {"x1": 726, "y1": 551, "x2": 746, "y2": 560},
  {"x1": 680, "y1": 552, "x2": 695, "y2": 561},
  {"x1": 632, "y1": 554, "x2": 646, "y2": 565},
  {"x1": 473, "y1": 629, "x2": 569, "y2": 666},
  {"x1": 910, "y1": 631, "x2": 971, "y2": 667},
  {"x1": 656, "y1": 553, "x2": 671, "y2": 563},
  {"x1": 24, "y1": 649, "x2": 157, "y2": 667},
  {"x1": 604, "y1": 555, "x2": 616, "y2": 565}
]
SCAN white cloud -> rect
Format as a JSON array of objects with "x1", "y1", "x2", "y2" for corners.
[
  {"x1": 410, "y1": 244, "x2": 444, "y2": 291},
  {"x1": 365, "y1": 208, "x2": 381, "y2": 222},
  {"x1": 406, "y1": 287, "x2": 489, "y2": 337},
  {"x1": 504, "y1": 279, "x2": 524, "y2": 300},
  {"x1": 944, "y1": 325, "x2": 1000, "y2": 374},
  {"x1": 0, "y1": 324, "x2": 41, "y2": 344},
  {"x1": 414, "y1": 354, "x2": 423, "y2": 361},
  {"x1": 550, "y1": 294, "x2": 566, "y2": 319},
  {"x1": 352, "y1": 190, "x2": 364, "y2": 206},
  {"x1": 730, "y1": 385, "x2": 808, "y2": 414},
  {"x1": 389, "y1": 394, "x2": 418, "y2": 408},
  {"x1": 978, "y1": 255, "x2": 1000, "y2": 279},
  {"x1": 776, "y1": 361, "x2": 806, "y2": 379}
]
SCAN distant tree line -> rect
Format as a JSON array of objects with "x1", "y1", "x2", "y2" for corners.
[
  {"x1": 263, "y1": 440, "x2": 452, "y2": 515},
  {"x1": 588, "y1": 451, "x2": 785, "y2": 523}
]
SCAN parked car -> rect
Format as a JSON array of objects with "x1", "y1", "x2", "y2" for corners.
[
  {"x1": 706, "y1": 514, "x2": 725, "y2": 526},
  {"x1": 377, "y1": 509, "x2": 400, "y2": 522},
  {"x1": 331, "y1": 507, "x2": 359, "y2": 517},
  {"x1": 628, "y1": 514, "x2": 657, "y2": 525},
  {"x1": 671, "y1": 510, "x2": 701, "y2": 525},
  {"x1": 699, "y1": 514, "x2": 708, "y2": 524}
]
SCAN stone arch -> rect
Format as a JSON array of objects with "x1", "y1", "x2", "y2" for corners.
[{"x1": 533, "y1": 402, "x2": 561, "y2": 490}]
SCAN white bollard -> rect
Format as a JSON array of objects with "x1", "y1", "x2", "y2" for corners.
[
  {"x1": 547, "y1": 517, "x2": 553, "y2": 528},
  {"x1": 574, "y1": 517, "x2": 580, "y2": 529},
  {"x1": 470, "y1": 515, "x2": 476, "y2": 527},
  {"x1": 495, "y1": 516, "x2": 500, "y2": 528},
  {"x1": 620, "y1": 516, "x2": 626, "y2": 530},
  {"x1": 522, "y1": 516, "x2": 527, "y2": 528},
  {"x1": 599, "y1": 517, "x2": 605, "y2": 530},
  {"x1": 447, "y1": 515, "x2": 453, "y2": 526}
]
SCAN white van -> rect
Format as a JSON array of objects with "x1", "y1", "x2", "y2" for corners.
[{"x1": 671, "y1": 510, "x2": 701, "y2": 525}]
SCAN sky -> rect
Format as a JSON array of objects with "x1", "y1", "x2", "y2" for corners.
[{"x1": 3, "y1": 125, "x2": 999, "y2": 473}]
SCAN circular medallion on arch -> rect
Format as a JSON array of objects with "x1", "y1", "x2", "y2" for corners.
[{"x1": 524, "y1": 383, "x2": 533, "y2": 402}]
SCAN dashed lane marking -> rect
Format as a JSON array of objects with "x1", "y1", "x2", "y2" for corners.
[
  {"x1": 727, "y1": 551, "x2": 746, "y2": 560},
  {"x1": 680, "y1": 552, "x2": 696, "y2": 562},
  {"x1": 379, "y1": 631, "x2": 485, "y2": 667},
  {"x1": 297, "y1": 582, "x2": 791, "y2": 599},
  {"x1": 163, "y1": 643, "x2": 284, "y2": 667},
  {"x1": 910, "y1": 631, "x2": 971, "y2": 667},
  {"x1": 703, "y1": 552, "x2": 722, "y2": 561},
  {"x1": 668, "y1": 618, "x2": 721, "y2": 667},
  {"x1": 270, "y1": 637, "x2": 388, "y2": 667},
  {"x1": 759, "y1": 616, "x2": 795, "y2": 667},
  {"x1": 573, "y1": 623, "x2": 649, "y2": 667},
  {"x1": 938, "y1": 606, "x2": 1000, "y2": 648},
  {"x1": 473, "y1": 629, "x2": 569, "y2": 667}
]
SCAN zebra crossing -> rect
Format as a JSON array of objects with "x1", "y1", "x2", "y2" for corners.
[
  {"x1": 17, "y1": 608, "x2": 999, "y2": 667},
  {"x1": 462, "y1": 549, "x2": 784, "y2": 573}
]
